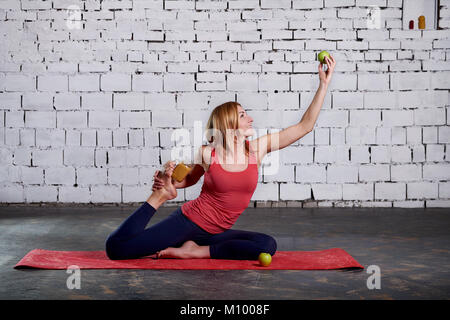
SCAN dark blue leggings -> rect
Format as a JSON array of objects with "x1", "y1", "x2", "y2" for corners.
[{"x1": 105, "y1": 202, "x2": 277, "y2": 261}]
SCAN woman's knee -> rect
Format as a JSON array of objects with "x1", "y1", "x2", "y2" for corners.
[
  {"x1": 258, "y1": 234, "x2": 277, "y2": 256},
  {"x1": 266, "y1": 235, "x2": 277, "y2": 256},
  {"x1": 105, "y1": 235, "x2": 125, "y2": 260}
]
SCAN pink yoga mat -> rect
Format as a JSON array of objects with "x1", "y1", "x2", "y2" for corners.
[{"x1": 14, "y1": 248, "x2": 363, "y2": 270}]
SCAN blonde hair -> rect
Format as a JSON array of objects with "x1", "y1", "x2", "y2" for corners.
[{"x1": 205, "y1": 101, "x2": 250, "y2": 157}]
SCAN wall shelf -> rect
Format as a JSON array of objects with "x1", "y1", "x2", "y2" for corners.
[{"x1": 402, "y1": 0, "x2": 440, "y2": 30}]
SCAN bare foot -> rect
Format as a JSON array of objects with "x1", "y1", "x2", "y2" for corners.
[
  {"x1": 155, "y1": 170, "x2": 177, "y2": 200},
  {"x1": 157, "y1": 240, "x2": 210, "y2": 259}
]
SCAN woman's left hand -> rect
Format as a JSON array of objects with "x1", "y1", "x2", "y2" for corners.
[{"x1": 318, "y1": 55, "x2": 336, "y2": 86}]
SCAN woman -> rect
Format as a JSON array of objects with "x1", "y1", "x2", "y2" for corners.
[{"x1": 105, "y1": 55, "x2": 336, "y2": 260}]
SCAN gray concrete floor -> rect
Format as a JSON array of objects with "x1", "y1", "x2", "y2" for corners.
[{"x1": 0, "y1": 205, "x2": 449, "y2": 300}]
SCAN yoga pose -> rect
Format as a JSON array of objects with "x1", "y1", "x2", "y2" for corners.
[{"x1": 105, "y1": 55, "x2": 336, "y2": 261}]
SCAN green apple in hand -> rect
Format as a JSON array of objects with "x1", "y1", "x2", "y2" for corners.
[
  {"x1": 258, "y1": 253, "x2": 272, "y2": 267},
  {"x1": 318, "y1": 50, "x2": 330, "y2": 64}
]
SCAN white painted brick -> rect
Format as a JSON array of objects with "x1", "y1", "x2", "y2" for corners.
[
  {"x1": 81, "y1": 129, "x2": 97, "y2": 147},
  {"x1": 438, "y1": 127, "x2": 450, "y2": 144},
  {"x1": 358, "y1": 73, "x2": 389, "y2": 91},
  {"x1": 343, "y1": 183, "x2": 374, "y2": 201},
  {"x1": 20, "y1": 167, "x2": 44, "y2": 185},
  {"x1": 316, "y1": 110, "x2": 348, "y2": 127},
  {"x1": 439, "y1": 182, "x2": 450, "y2": 198},
  {"x1": 423, "y1": 127, "x2": 438, "y2": 144},
  {"x1": 36, "y1": 129, "x2": 65, "y2": 148},
  {"x1": 0, "y1": 92, "x2": 21, "y2": 110},
  {"x1": 391, "y1": 164, "x2": 422, "y2": 182},
  {"x1": 391, "y1": 146, "x2": 411, "y2": 163},
  {"x1": 414, "y1": 108, "x2": 446, "y2": 126},
  {"x1": 0, "y1": 74, "x2": 35, "y2": 92},
  {"x1": 119, "y1": 111, "x2": 151, "y2": 128},
  {"x1": 82, "y1": 93, "x2": 113, "y2": 110},
  {"x1": 259, "y1": 74, "x2": 290, "y2": 92},
  {"x1": 25, "y1": 111, "x2": 56, "y2": 128},
  {"x1": 431, "y1": 72, "x2": 450, "y2": 89},
  {"x1": 63, "y1": 147, "x2": 95, "y2": 167},
  {"x1": 315, "y1": 145, "x2": 349, "y2": 164},
  {"x1": 65, "y1": 130, "x2": 81, "y2": 146},
  {"x1": 280, "y1": 146, "x2": 313, "y2": 164},
  {"x1": 391, "y1": 72, "x2": 431, "y2": 90},
  {"x1": 54, "y1": 93, "x2": 80, "y2": 110},
  {"x1": 164, "y1": 74, "x2": 195, "y2": 92},
  {"x1": 423, "y1": 164, "x2": 450, "y2": 180},
  {"x1": 5, "y1": 128, "x2": 19, "y2": 146},
  {"x1": 382, "y1": 110, "x2": 414, "y2": 127},
  {"x1": 327, "y1": 165, "x2": 358, "y2": 183},
  {"x1": 407, "y1": 182, "x2": 438, "y2": 199},
  {"x1": 393, "y1": 201, "x2": 424, "y2": 208},
  {"x1": 359, "y1": 164, "x2": 390, "y2": 182},
  {"x1": 312, "y1": 184, "x2": 342, "y2": 200},
  {"x1": 251, "y1": 183, "x2": 279, "y2": 201},
  {"x1": 263, "y1": 164, "x2": 294, "y2": 182},
  {"x1": 370, "y1": 146, "x2": 391, "y2": 163},
  {"x1": 351, "y1": 146, "x2": 370, "y2": 163},
  {"x1": 37, "y1": 75, "x2": 68, "y2": 92},
  {"x1": 25, "y1": 186, "x2": 57, "y2": 203},
  {"x1": 314, "y1": 128, "x2": 329, "y2": 145},
  {"x1": 296, "y1": 165, "x2": 326, "y2": 183},
  {"x1": 332, "y1": 91, "x2": 364, "y2": 109},
  {"x1": 69, "y1": 74, "x2": 99, "y2": 92},
  {"x1": 375, "y1": 182, "x2": 406, "y2": 200},
  {"x1": 227, "y1": 74, "x2": 258, "y2": 92},
  {"x1": 152, "y1": 110, "x2": 182, "y2": 128},
  {"x1": 0, "y1": 185, "x2": 24, "y2": 203},
  {"x1": 412, "y1": 145, "x2": 425, "y2": 163},
  {"x1": 45, "y1": 167, "x2": 75, "y2": 185},
  {"x1": 391, "y1": 127, "x2": 406, "y2": 144},
  {"x1": 5, "y1": 111, "x2": 24, "y2": 128},
  {"x1": 89, "y1": 111, "x2": 120, "y2": 128},
  {"x1": 57, "y1": 111, "x2": 87, "y2": 129},
  {"x1": 376, "y1": 127, "x2": 391, "y2": 145},
  {"x1": 132, "y1": 74, "x2": 163, "y2": 92},
  {"x1": 237, "y1": 93, "x2": 268, "y2": 110},
  {"x1": 267, "y1": 92, "x2": 300, "y2": 109},
  {"x1": 108, "y1": 167, "x2": 139, "y2": 185},
  {"x1": 280, "y1": 183, "x2": 311, "y2": 200},
  {"x1": 22, "y1": 92, "x2": 53, "y2": 110},
  {"x1": 406, "y1": 127, "x2": 422, "y2": 145},
  {"x1": 183, "y1": 109, "x2": 210, "y2": 128},
  {"x1": 347, "y1": 127, "x2": 376, "y2": 145},
  {"x1": 13, "y1": 148, "x2": 31, "y2": 166},
  {"x1": 100, "y1": 74, "x2": 131, "y2": 92},
  {"x1": 426, "y1": 144, "x2": 445, "y2": 162},
  {"x1": 91, "y1": 185, "x2": 121, "y2": 203},
  {"x1": 112, "y1": 129, "x2": 128, "y2": 147},
  {"x1": 364, "y1": 91, "x2": 401, "y2": 109},
  {"x1": 350, "y1": 110, "x2": 381, "y2": 126},
  {"x1": 59, "y1": 186, "x2": 91, "y2": 203},
  {"x1": 425, "y1": 200, "x2": 450, "y2": 208},
  {"x1": 113, "y1": 93, "x2": 145, "y2": 111}
]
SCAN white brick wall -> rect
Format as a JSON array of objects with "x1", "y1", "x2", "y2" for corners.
[{"x1": 0, "y1": 1, "x2": 449, "y2": 207}]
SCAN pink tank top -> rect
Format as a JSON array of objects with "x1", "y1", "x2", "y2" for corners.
[{"x1": 181, "y1": 140, "x2": 259, "y2": 234}]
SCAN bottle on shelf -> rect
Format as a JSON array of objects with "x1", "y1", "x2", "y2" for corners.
[{"x1": 418, "y1": 15, "x2": 425, "y2": 29}]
